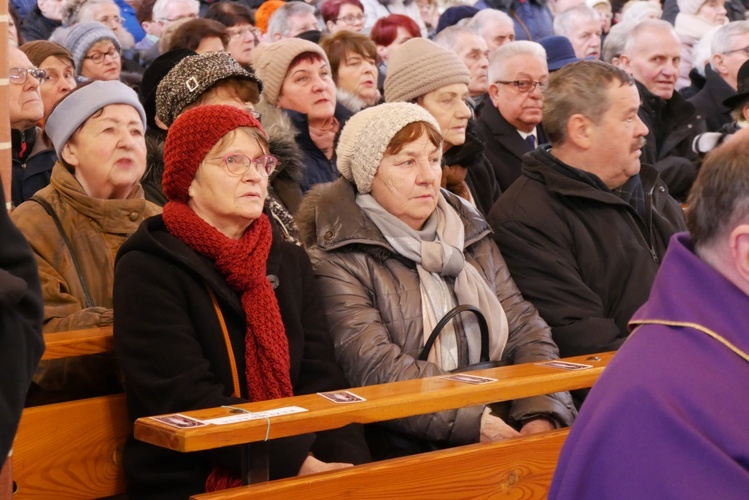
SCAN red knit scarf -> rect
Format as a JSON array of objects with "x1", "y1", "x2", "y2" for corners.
[{"x1": 162, "y1": 201, "x2": 294, "y2": 491}]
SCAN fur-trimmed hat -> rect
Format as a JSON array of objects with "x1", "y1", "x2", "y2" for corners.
[
  {"x1": 156, "y1": 51, "x2": 264, "y2": 128},
  {"x1": 63, "y1": 22, "x2": 120, "y2": 78},
  {"x1": 254, "y1": 38, "x2": 329, "y2": 106},
  {"x1": 336, "y1": 102, "x2": 441, "y2": 194},
  {"x1": 384, "y1": 38, "x2": 470, "y2": 103},
  {"x1": 162, "y1": 105, "x2": 265, "y2": 203}
]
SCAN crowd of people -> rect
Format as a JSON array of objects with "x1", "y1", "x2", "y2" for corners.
[{"x1": 3, "y1": 0, "x2": 749, "y2": 496}]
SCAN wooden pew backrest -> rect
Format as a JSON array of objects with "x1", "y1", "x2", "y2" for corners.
[{"x1": 191, "y1": 428, "x2": 571, "y2": 500}]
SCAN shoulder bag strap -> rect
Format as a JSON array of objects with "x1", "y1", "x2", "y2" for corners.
[
  {"x1": 29, "y1": 196, "x2": 95, "y2": 308},
  {"x1": 206, "y1": 285, "x2": 242, "y2": 397},
  {"x1": 419, "y1": 304, "x2": 490, "y2": 362}
]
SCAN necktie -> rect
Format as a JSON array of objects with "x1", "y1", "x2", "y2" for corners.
[{"x1": 525, "y1": 135, "x2": 536, "y2": 150}]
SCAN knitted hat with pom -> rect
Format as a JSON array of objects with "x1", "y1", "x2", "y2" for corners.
[
  {"x1": 336, "y1": 102, "x2": 441, "y2": 194},
  {"x1": 163, "y1": 105, "x2": 266, "y2": 203},
  {"x1": 384, "y1": 38, "x2": 470, "y2": 103}
]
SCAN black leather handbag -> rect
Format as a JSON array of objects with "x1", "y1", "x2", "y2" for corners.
[{"x1": 418, "y1": 304, "x2": 507, "y2": 373}]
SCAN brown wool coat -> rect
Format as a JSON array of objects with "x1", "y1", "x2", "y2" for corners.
[{"x1": 11, "y1": 162, "x2": 161, "y2": 400}]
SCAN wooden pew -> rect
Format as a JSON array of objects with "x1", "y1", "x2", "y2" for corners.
[
  {"x1": 12, "y1": 324, "x2": 611, "y2": 499},
  {"x1": 12, "y1": 326, "x2": 129, "y2": 499},
  {"x1": 137, "y1": 353, "x2": 612, "y2": 500},
  {"x1": 135, "y1": 352, "x2": 612, "y2": 453},
  {"x1": 193, "y1": 428, "x2": 570, "y2": 500}
]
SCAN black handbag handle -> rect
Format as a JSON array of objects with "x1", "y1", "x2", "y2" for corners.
[
  {"x1": 30, "y1": 196, "x2": 95, "y2": 309},
  {"x1": 419, "y1": 304, "x2": 490, "y2": 362}
]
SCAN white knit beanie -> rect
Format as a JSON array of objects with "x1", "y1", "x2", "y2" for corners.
[
  {"x1": 384, "y1": 38, "x2": 470, "y2": 103},
  {"x1": 336, "y1": 102, "x2": 441, "y2": 194},
  {"x1": 254, "y1": 38, "x2": 329, "y2": 106},
  {"x1": 678, "y1": 0, "x2": 706, "y2": 16}
]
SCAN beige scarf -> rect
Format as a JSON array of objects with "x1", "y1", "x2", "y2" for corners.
[{"x1": 357, "y1": 193, "x2": 509, "y2": 370}]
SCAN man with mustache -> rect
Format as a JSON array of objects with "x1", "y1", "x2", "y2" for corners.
[
  {"x1": 488, "y1": 61, "x2": 686, "y2": 405},
  {"x1": 477, "y1": 40, "x2": 548, "y2": 191},
  {"x1": 619, "y1": 19, "x2": 706, "y2": 201}
]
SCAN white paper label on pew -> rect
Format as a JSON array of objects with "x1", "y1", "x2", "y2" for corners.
[{"x1": 204, "y1": 406, "x2": 309, "y2": 425}]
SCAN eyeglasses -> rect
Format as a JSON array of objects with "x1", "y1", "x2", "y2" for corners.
[
  {"x1": 9, "y1": 67, "x2": 47, "y2": 84},
  {"x1": 84, "y1": 47, "x2": 121, "y2": 64},
  {"x1": 723, "y1": 44, "x2": 749, "y2": 57},
  {"x1": 228, "y1": 26, "x2": 261, "y2": 40},
  {"x1": 157, "y1": 13, "x2": 197, "y2": 23},
  {"x1": 96, "y1": 15, "x2": 123, "y2": 25},
  {"x1": 336, "y1": 14, "x2": 365, "y2": 24},
  {"x1": 210, "y1": 153, "x2": 279, "y2": 177},
  {"x1": 495, "y1": 79, "x2": 548, "y2": 93}
]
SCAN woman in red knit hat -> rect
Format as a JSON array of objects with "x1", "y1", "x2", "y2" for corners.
[{"x1": 112, "y1": 104, "x2": 370, "y2": 499}]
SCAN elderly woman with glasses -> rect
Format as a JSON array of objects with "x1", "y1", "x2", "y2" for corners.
[
  {"x1": 321, "y1": 0, "x2": 366, "y2": 33},
  {"x1": 113, "y1": 104, "x2": 370, "y2": 498},
  {"x1": 62, "y1": 21, "x2": 122, "y2": 83},
  {"x1": 204, "y1": 2, "x2": 260, "y2": 69}
]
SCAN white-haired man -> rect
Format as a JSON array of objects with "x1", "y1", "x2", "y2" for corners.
[
  {"x1": 689, "y1": 21, "x2": 749, "y2": 131},
  {"x1": 553, "y1": 4, "x2": 601, "y2": 59},
  {"x1": 477, "y1": 41, "x2": 548, "y2": 190},
  {"x1": 466, "y1": 9, "x2": 515, "y2": 57},
  {"x1": 619, "y1": 19, "x2": 706, "y2": 200},
  {"x1": 267, "y1": 2, "x2": 320, "y2": 41}
]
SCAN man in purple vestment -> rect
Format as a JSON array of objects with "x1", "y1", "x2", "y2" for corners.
[{"x1": 549, "y1": 130, "x2": 749, "y2": 499}]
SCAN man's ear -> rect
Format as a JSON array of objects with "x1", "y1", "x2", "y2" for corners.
[
  {"x1": 488, "y1": 83, "x2": 501, "y2": 106},
  {"x1": 730, "y1": 224, "x2": 749, "y2": 284},
  {"x1": 712, "y1": 54, "x2": 729, "y2": 79},
  {"x1": 566, "y1": 113, "x2": 592, "y2": 149},
  {"x1": 618, "y1": 53, "x2": 633, "y2": 75}
]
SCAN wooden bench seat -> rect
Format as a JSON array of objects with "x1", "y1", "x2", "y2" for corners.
[
  {"x1": 192, "y1": 428, "x2": 570, "y2": 500},
  {"x1": 12, "y1": 325, "x2": 611, "y2": 499}
]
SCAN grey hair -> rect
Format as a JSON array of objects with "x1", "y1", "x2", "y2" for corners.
[
  {"x1": 711, "y1": 21, "x2": 749, "y2": 58},
  {"x1": 152, "y1": 0, "x2": 199, "y2": 21},
  {"x1": 77, "y1": 0, "x2": 118, "y2": 22},
  {"x1": 602, "y1": 21, "x2": 631, "y2": 64},
  {"x1": 433, "y1": 25, "x2": 478, "y2": 50},
  {"x1": 553, "y1": 4, "x2": 598, "y2": 37},
  {"x1": 622, "y1": 19, "x2": 676, "y2": 55},
  {"x1": 619, "y1": 0, "x2": 661, "y2": 25},
  {"x1": 466, "y1": 9, "x2": 514, "y2": 37},
  {"x1": 692, "y1": 26, "x2": 718, "y2": 74},
  {"x1": 488, "y1": 40, "x2": 546, "y2": 82},
  {"x1": 267, "y1": 2, "x2": 317, "y2": 39}
]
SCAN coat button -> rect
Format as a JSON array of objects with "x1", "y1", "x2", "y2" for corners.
[
  {"x1": 324, "y1": 231, "x2": 334, "y2": 240},
  {"x1": 267, "y1": 275, "x2": 279, "y2": 289},
  {"x1": 128, "y1": 212, "x2": 139, "y2": 221},
  {"x1": 659, "y1": 186, "x2": 665, "y2": 192}
]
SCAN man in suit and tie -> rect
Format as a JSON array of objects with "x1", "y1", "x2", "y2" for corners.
[{"x1": 477, "y1": 40, "x2": 549, "y2": 191}]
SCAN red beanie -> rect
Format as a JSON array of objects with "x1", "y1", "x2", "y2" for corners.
[{"x1": 162, "y1": 105, "x2": 265, "y2": 203}]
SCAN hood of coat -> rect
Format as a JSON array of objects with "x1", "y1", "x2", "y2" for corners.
[
  {"x1": 295, "y1": 177, "x2": 492, "y2": 252},
  {"x1": 255, "y1": 97, "x2": 306, "y2": 185}
]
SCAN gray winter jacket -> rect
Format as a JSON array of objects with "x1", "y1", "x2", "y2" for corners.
[{"x1": 297, "y1": 179, "x2": 576, "y2": 449}]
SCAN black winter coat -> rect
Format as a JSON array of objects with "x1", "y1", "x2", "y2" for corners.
[
  {"x1": 0, "y1": 182, "x2": 45, "y2": 467},
  {"x1": 688, "y1": 65, "x2": 735, "y2": 133},
  {"x1": 476, "y1": 103, "x2": 546, "y2": 192},
  {"x1": 637, "y1": 81, "x2": 705, "y2": 201},
  {"x1": 113, "y1": 215, "x2": 370, "y2": 499},
  {"x1": 20, "y1": 6, "x2": 61, "y2": 41},
  {"x1": 11, "y1": 128, "x2": 56, "y2": 207},
  {"x1": 285, "y1": 103, "x2": 352, "y2": 193},
  {"x1": 488, "y1": 147, "x2": 686, "y2": 362},
  {"x1": 444, "y1": 122, "x2": 502, "y2": 216}
]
